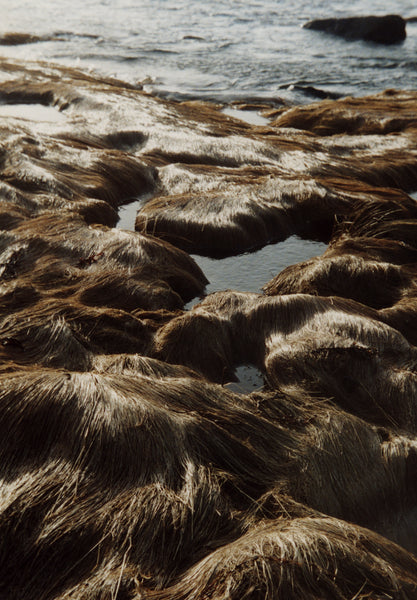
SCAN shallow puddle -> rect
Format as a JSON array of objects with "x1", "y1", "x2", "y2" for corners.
[
  {"x1": 190, "y1": 236, "x2": 327, "y2": 298},
  {"x1": 0, "y1": 103, "x2": 65, "y2": 122},
  {"x1": 117, "y1": 194, "x2": 153, "y2": 230},
  {"x1": 224, "y1": 365, "x2": 265, "y2": 395},
  {"x1": 222, "y1": 107, "x2": 270, "y2": 126}
]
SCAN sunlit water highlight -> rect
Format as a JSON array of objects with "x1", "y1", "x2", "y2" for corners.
[
  {"x1": 0, "y1": 103, "x2": 65, "y2": 122},
  {"x1": 2, "y1": 0, "x2": 417, "y2": 104}
]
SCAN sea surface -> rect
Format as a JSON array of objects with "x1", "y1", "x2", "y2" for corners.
[
  {"x1": 1, "y1": 0, "x2": 417, "y2": 104},
  {"x1": 1, "y1": 0, "x2": 416, "y2": 388}
]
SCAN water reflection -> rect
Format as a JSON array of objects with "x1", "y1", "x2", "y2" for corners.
[
  {"x1": 0, "y1": 103, "x2": 65, "y2": 122},
  {"x1": 225, "y1": 364, "x2": 265, "y2": 395},
  {"x1": 190, "y1": 236, "x2": 326, "y2": 297}
]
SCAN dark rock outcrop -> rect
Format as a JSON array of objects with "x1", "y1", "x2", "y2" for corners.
[
  {"x1": 0, "y1": 32, "x2": 59, "y2": 45},
  {"x1": 303, "y1": 14, "x2": 406, "y2": 44}
]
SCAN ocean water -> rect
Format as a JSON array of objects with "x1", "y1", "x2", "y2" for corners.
[{"x1": 1, "y1": 0, "x2": 417, "y2": 104}]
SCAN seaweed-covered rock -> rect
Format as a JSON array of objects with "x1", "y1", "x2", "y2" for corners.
[{"x1": 1, "y1": 58, "x2": 417, "y2": 599}]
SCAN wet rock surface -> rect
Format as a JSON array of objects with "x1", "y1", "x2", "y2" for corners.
[
  {"x1": 303, "y1": 14, "x2": 407, "y2": 44},
  {"x1": 1, "y1": 58, "x2": 417, "y2": 598}
]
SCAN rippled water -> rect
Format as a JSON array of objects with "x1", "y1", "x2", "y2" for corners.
[
  {"x1": 1, "y1": 0, "x2": 417, "y2": 104},
  {"x1": 190, "y1": 237, "x2": 326, "y2": 297}
]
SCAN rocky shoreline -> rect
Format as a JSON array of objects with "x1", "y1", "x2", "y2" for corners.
[{"x1": 1, "y1": 58, "x2": 417, "y2": 598}]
